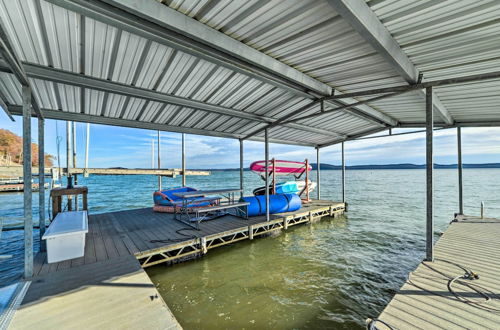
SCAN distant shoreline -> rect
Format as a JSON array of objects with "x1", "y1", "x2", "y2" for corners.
[{"x1": 204, "y1": 163, "x2": 500, "y2": 171}]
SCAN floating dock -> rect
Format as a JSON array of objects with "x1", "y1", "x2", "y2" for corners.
[
  {"x1": 0, "y1": 166, "x2": 209, "y2": 178},
  {"x1": 375, "y1": 214, "x2": 500, "y2": 329},
  {"x1": 8, "y1": 200, "x2": 345, "y2": 329}
]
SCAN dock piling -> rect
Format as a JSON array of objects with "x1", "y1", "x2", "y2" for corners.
[
  {"x1": 425, "y1": 86, "x2": 434, "y2": 262},
  {"x1": 157, "y1": 131, "x2": 161, "y2": 190},
  {"x1": 264, "y1": 129, "x2": 270, "y2": 222},
  {"x1": 239, "y1": 139, "x2": 244, "y2": 198},
  {"x1": 341, "y1": 142, "x2": 346, "y2": 203},
  {"x1": 22, "y1": 85, "x2": 33, "y2": 278},
  {"x1": 182, "y1": 133, "x2": 186, "y2": 187},
  {"x1": 457, "y1": 127, "x2": 463, "y2": 215},
  {"x1": 316, "y1": 146, "x2": 321, "y2": 199},
  {"x1": 481, "y1": 201, "x2": 485, "y2": 218},
  {"x1": 38, "y1": 116, "x2": 46, "y2": 252},
  {"x1": 84, "y1": 123, "x2": 89, "y2": 177}
]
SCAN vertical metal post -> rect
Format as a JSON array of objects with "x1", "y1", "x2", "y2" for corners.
[
  {"x1": 157, "y1": 131, "x2": 161, "y2": 190},
  {"x1": 72, "y1": 122, "x2": 78, "y2": 209},
  {"x1": 264, "y1": 129, "x2": 270, "y2": 222},
  {"x1": 22, "y1": 86, "x2": 33, "y2": 278},
  {"x1": 239, "y1": 139, "x2": 244, "y2": 198},
  {"x1": 66, "y1": 121, "x2": 71, "y2": 182},
  {"x1": 425, "y1": 86, "x2": 434, "y2": 262},
  {"x1": 151, "y1": 138, "x2": 154, "y2": 169},
  {"x1": 84, "y1": 123, "x2": 90, "y2": 176},
  {"x1": 182, "y1": 133, "x2": 186, "y2": 187},
  {"x1": 457, "y1": 127, "x2": 463, "y2": 215},
  {"x1": 341, "y1": 142, "x2": 346, "y2": 203},
  {"x1": 316, "y1": 147, "x2": 321, "y2": 200},
  {"x1": 72, "y1": 122, "x2": 77, "y2": 169},
  {"x1": 38, "y1": 117, "x2": 46, "y2": 252}
]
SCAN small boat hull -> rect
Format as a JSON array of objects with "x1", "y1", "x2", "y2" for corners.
[{"x1": 253, "y1": 181, "x2": 316, "y2": 196}]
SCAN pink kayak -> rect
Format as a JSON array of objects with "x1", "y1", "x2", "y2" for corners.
[{"x1": 249, "y1": 160, "x2": 312, "y2": 175}]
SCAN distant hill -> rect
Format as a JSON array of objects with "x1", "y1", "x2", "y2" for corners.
[
  {"x1": 0, "y1": 129, "x2": 54, "y2": 166},
  {"x1": 203, "y1": 163, "x2": 500, "y2": 171}
]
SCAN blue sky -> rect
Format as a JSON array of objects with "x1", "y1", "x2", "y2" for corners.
[{"x1": 2, "y1": 111, "x2": 500, "y2": 169}]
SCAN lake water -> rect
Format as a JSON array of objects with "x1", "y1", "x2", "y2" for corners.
[{"x1": 1, "y1": 169, "x2": 499, "y2": 328}]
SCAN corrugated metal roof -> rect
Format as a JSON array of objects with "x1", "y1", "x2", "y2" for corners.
[{"x1": 0, "y1": 0, "x2": 499, "y2": 147}]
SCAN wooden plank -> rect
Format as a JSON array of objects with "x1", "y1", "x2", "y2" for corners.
[
  {"x1": 95, "y1": 214, "x2": 120, "y2": 259},
  {"x1": 90, "y1": 217, "x2": 109, "y2": 262},
  {"x1": 9, "y1": 255, "x2": 182, "y2": 330},
  {"x1": 376, "y1": 215, "x2": 500, "y2": 329},
  {"x1": 107, "y1": 213, "x2": 140, "y2": 254}
]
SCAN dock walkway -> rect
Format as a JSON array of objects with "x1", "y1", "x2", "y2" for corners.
[
  {"x1": 9, "y1": 200, "x2": 345, "y2": 329},
  {"x1": 376, "y1": 214, "x2": 500, "y2": 329}
]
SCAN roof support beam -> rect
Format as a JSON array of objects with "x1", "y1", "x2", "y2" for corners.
[
  {"x1": 0, "y1": 91, "x2": 14, "y2": 121},
  {"x1": 0, "y1": 61, "x2": 345, "y2": 140},
  {"x1": 46, "y1": 0, "x2": 395, "y2": 129},
  {"x1": 8, "y1": 106, "x2": 315, "y2": 147},
  {"x1": 327, "y1": 0, "x2": 453, "y2": 125},
  {"x1": 0, "y1": 20, "x2": 43, "y2": 119}
]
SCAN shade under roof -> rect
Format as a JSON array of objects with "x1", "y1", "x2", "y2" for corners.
[{"x1": 0, "y1": 0, "x2": 499, "y2": 147}]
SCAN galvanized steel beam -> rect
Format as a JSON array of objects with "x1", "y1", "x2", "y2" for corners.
[
  {"x1": 324, "y1": 70, "x2": 500, "y2": 100},
  {"x1": 0, "y1": 22, "x2": 43, "y2": 119},
  {"x1": 22, "y1": 86, "x2": 33, "y2": 278},
  {"x1": 5, "y1": 62, "x2": 344, "y2": 140},
  {"x1": 8, "y1": 106, "x2": 316, "y2": 147},
  {"x1": 181, "y1": 133, "x2": 186, "y2": 187},
  {"x1": 457, "y1": 127, "x2": 463, "y2": 215},
  {"x1": 98, "y1": 0, "x2": 331, "y2": 95},
  {"x1": 327, "y1": 0, "x2": 453, "y2": 125},
  {"x1": 0, "y1": 92, "x2": 14, "y2": 121},
  {"x1": 239, "y1": 139, "x2": 244, "y2": 199},
  {"x1": 264, "y1": 129, "x2": 270, "y2": 222},
  {"x1": 46, "y1": 0, "x2": 396, "y2": 133},
  {"x1": 425, "y1": 86, "x2": 434, "y2": 262},
  {"x1": 316, "y1": 147, "x2": 321, "y2": 200},
  {"x1": 341, "y1": 142, "x2": 345, "y2": 203},
  {"x1": 38, "y1": 117, "x2": 46, "y2": 252}
]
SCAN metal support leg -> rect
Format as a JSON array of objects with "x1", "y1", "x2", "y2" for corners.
[
  {"x1": 84, "y1": 123, "x2": 90, "y2": 177},
  {"x1": 157, "y1": 131, "x2": 161, "y2": 190},
  {"x1": 22, "y1": 85, "x2": 33, "y2": 278},
  {"x1": 264, "y1": 129, "x2": 270, "y2": 222},
  {"x1": 457, "y1": 127, "x2": 463, "y2": 215},
  {"x1": 38, "y1": 117, "x2": 46, "y2": 252},
  {"x1": 316, "y1": 147, "x2": 321, "y2": 200},
  {"x1": 66, "y1": 121, "x2": 71, "y2": 186},
  {"x1": 341, "y1": 142, "x2": 346, "y2": 203},
  {"x1": 425, "y1": 87, "x2": 434, "y2": 262},
  {"x1": 182, "y1": 133, "x2": 186, "y2": 187},
  {"x1": 239, "y1": 139, "x2": 244, "y2": 198}
]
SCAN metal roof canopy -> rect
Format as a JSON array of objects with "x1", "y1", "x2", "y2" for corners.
[{"x1": 0, "y1": 0, "x2": 499, "y2": 148}]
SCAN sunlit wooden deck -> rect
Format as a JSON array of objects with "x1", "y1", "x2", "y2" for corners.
[
  {"x1": 9, "y1": 200, "x2": 345, "y2": 329},
  {"x1": 375, "y1": 214, "x2": 500, "y2": 329}
]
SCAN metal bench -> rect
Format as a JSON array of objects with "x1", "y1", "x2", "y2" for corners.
[{"x1": 187, "y1": 202, "x2": 249, "y2": 229}]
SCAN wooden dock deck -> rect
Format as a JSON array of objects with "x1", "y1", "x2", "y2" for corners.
[
  {"x1": 9, "y1": 200, "x2": 345, "y2": 329},
  {"x1": 375, "y1": 214, "x2": 500, "y2": 329}
]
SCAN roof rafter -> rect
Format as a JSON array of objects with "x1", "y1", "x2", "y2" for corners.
[
  {"x1": 46, "y1": 0, "x2": 396, "y2": 130},
  {"x1": 7, "y1": 106, "x2": 316, "y2": 147},
  {"x1": 327, "y1": 0, "x2": 454, "y2": 125},
  {"x1": 0, "y1": 60, "x2": 346, "y2": 140}
]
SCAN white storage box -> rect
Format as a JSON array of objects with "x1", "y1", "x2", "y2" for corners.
[{"x1": 42, "y1": 211, "x2": 88, "y2": 263}]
